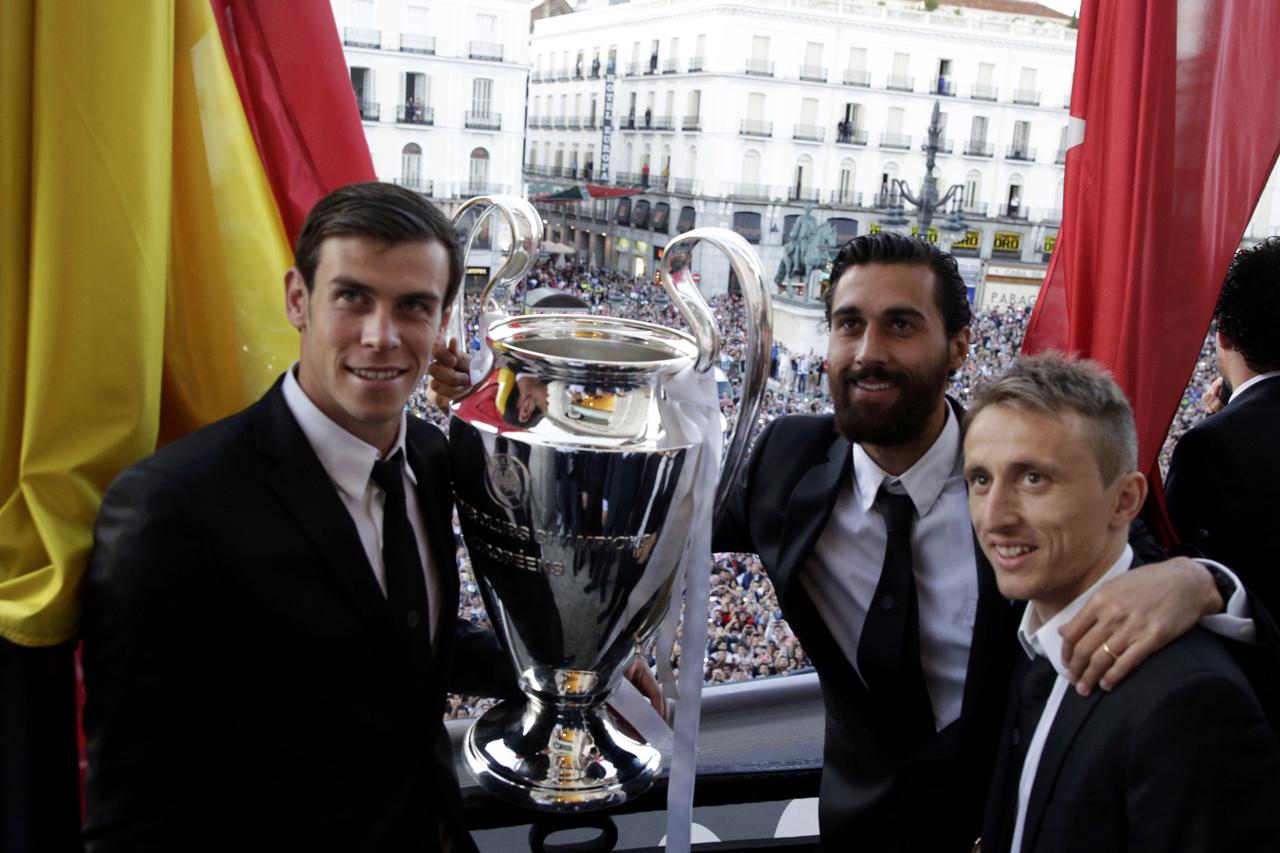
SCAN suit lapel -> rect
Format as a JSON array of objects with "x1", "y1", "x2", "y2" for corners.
[
  {"x1": 1020, "y1": 686, "x2": 1106, "y2": 851},
  {"x1": 773, "y1": 435, "x2": 851, "y2": 599},
  {"x1": 252, "y1": 383, "x2": 397, "y2": 642},
  {"x1": 405, "y1": 422, "x2": 458, "y2": 664}
]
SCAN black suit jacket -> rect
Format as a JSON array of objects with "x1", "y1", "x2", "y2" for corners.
[
  {"x1": 1166, "y1": 374, "x2": 1280, "y2": 615},
  {"x1": 980, "y1": 618, "x2": 1280, "y2": 853},
  {"x1": 714, "y1": 412, "x2": 1020, "y2": 852},
  {"x1": 81, "y1": 378, "x2": 516, "y2": 853}
]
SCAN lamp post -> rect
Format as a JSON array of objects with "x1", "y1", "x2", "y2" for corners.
[{"x1": 880, "y1": 101, "x2": 967, "y2": 241}]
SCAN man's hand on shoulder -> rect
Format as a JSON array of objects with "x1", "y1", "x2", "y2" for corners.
[
  {"x1": 426, "y1": 338, "x2": 471, "y2": 412},
  {"x1": 1059, "y1": 557, "x2": 1221, "y2": 695}
]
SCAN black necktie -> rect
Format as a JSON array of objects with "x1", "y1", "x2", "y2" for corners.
[
  {"x1": 371, "y1": 451, "x2": 432, "y2": 662},
  {"x1": 857, "y1": 486, "x2": 935, "y2": 750},
  {"x1": 998, "y1": 654, "x2": 1059, "y2": 850}
]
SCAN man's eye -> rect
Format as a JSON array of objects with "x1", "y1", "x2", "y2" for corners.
[
  {"x1": 338, "y1": 290, "x2": 362, "y2": 303},
  {"x1": 1024, "y1": 472, "x2": 1044, "y2": 485}
]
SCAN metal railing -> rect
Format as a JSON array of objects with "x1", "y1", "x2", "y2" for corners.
[
  {"x1": 793, "y1": 124, "x2": 824, "y2": 142},
  {"x1": 358, "y1": 99, "x2": 380, "y2": 121},
  {"x1": 931, "y1": 77, "x2": 956, "y2": 96},
  {"x1": 663, "y1": 59, "x2": 680, "y2": 74},
  {"x1": 730, "y1": 183, "x2": 772, "y2": 201},
  {"x1": 468, "y1": 42, "x2": 503, "y2": 62},
  {"x1": 964, "y1": 139, "x2": 995, "y2": 157},
  {"x1": 672, "y1": 178, "x2": 695, "y2": 194},
  {"x1": 843, "y1": 69, "x2": 871, "y2": 86},
  {"x1": 400, "y1": 33, "x2": 435, "y2": 54},
  {"x1": 879, "y1": 132, "x2": 912, "y2": 149},
  {"x1": 1012, "y1": 88, "x2": 1041, "y2": 106},
  {"x1": 873, "y1": 191, "x2": 902, "y2": 208},
  {"x1": 1006, "y1": 145, "x2": 1036, "y2": 161},
  {"x1": 835, "y1": 127, "x2": 869, "y2": 145},
  {"x1": 583, "y1": 116, "x2": 598, "y2": 130},
  {"x1": 830, "y1": 189, "x2": 863, "y2": 206},
  {"x1": 682, "y1": 115, "x2": 701, "y2": 131},
  {"x1": 625, "y1": 61, "x2": 643, "y2": 77},
  {"x1": 395, "y1": 178, "x2": 433, "y2": 196},
  {"x1": 567, "y1": 116, "x2": 582, "y2": 130},
  {"x1": 343, "y1": 27, "x2": 379, "y2": 48},
  {"x1": 740, "y1": 119, "x2": 773, "y2": 137},
  {"x1": 620, "y1": 115, "x2": 637, "y2": 130},
  {"x1": 885, "y1": 75, "x2": 914, "y2": 92},
  {"x1": 688, "y1": 56, "x2": 705, "y2": 72},
  {"x1": 788, "y1": 186, "x2": 820, "y2": 203},
  {"x1": 652, "y1": 115, "x2": 675, "y2": 131},
  {"x1": 615, "y1": 171, "x2": 642, "y2": 186},
  {"x1": 463, "y1": 111, "x2": 501, "y2": 130},
  {"x1": 396, "y1": 105, "x2": 434, "y2": 125},
  {"x1": 935, "y1": 137, "x2": 954, "y2": 153},
  {"x1": 745, "y1": 59, "x2": 774, "y2": 76},
  {"x1": 799, "y1": 65, "x2": 827, "y2": 82},
  {"x1": 998, "y1": 204, "x2": 1028, "y2": 219},
  {"x1": 553, "y1": 116, "x2": 567, "y2": 129},
  {"x1": 971, "y1": 84, "x2": 999, "y2": 101}
]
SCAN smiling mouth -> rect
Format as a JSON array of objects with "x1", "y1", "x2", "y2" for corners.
[
  {"x1": 993, "y1": 544, "x2": 1036, "y2": 559},
  {"x1": 349, "y1": 367, "x2": 408, "y2": 381},
  {"x1": 855, "y1": 379, "x2": 896, "y2": 391}
]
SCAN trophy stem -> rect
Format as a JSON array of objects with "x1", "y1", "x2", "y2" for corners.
[{"x1": 464, "y1": 693, "x2": 661, "y2": 811}]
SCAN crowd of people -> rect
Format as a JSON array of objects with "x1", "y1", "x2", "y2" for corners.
[{"x1": 417, "y1": 262, "x2": 1219, "y2": 719}]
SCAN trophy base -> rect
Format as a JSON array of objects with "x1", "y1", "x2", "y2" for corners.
[{"x1": 464, "y1": 695, "x2": 661, "y2": 812}]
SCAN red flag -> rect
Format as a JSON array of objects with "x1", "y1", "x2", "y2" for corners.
[
  {"x1": 210, "y1": 0, "x2": 376, "y2": 244},
  {"x1": 1023, "y1": 0, "x2": 1280, "y2": 540}
]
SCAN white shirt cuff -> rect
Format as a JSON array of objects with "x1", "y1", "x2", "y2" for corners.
[{"x1": 1196, "y1": 558, "x2": 1256, "y2": 643}]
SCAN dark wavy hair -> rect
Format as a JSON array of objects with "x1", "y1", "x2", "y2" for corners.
[
  {"x1": 1216, "y1": 236, "x2": 1280, "y2": 374},
  {"x1": 824, "y1": 231, "x2": 971, "y2": 335},
  {"x1": 293, "y1": 181, "x2": 463, "y2": 306}
]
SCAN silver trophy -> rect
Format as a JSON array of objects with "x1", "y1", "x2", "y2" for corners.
[{"x1": 448, "y1": 196, "x2": 771, "y2": 811}]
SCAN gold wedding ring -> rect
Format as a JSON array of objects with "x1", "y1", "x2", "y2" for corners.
[{"x1": 1102, "y1": 641, "x2": 1119, "y2": 661}]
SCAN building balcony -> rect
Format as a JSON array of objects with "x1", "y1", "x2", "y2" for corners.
[
  {"x1": 358, "y1": 99, "x2": 380, "y2": 121},
  {"x1": 1062, "y1": 94, "x2": 1072, "y2": 109},
  {"x1": 1012, "y1": 88, "x2": 1041, "y2": 106},
  {"x1": 879, "y1": 132, "x2": 912, "y2": 149},
  {"x1": 663, "y1": 59, "x2": 680, "y2": 74},
  {"x1": 615, "y1": 171, "x2": 643, "y2": 186},
  {"x1": 793, "y1": 124, "x2": 825, "y2": 142},
  {"x1": 588, "y1": 65, "x2": 602, "y2": 79},
  {"x1": 644, "y1": 57, "x2": 660, "y2": 75},
  {"x1": 873, "y1": 191, "x2": 902, "y2": 209},
  {"x1": 788, "y1": 186, "x2": 820, "y2": 203},
  {"x1": 843, "y1": 69, "x2": 871, "y2": 87},
  {"x1": 556, "y1": 67, "x2": 571, "y2": 81},
  {"x1": 567, "y1": 116, "x2": 582, "y2": 130},
  {"x1": 1055, "y1": 147, "x2": 1068, "y2": 164},
  {"x1": 681, "y1": 115, "x2": 701, "y2": 131},
  {"x1": 1006, "y1": 145, "x2": 1037, "y2": 161},
  {"x1": 745, "y1": 59, "x2": 774, "y2": 77},
  {"x1": 395, "y1": 178, "x2": 433, "y2": 196},
  {"x1": 343, "y1": 27, "x2": 380, "y2": 49},
  {"x1": 461, "y1": 183, "x2": 505, "y2": 198},
  {"x1": 396, "y1": 105, "x2": 434, "y2": 125},
  {"x1": 934, "y1": 137, "x2": 954, "y2": 153},
  {"x1": 468, "y1": 42, "x2": 503, "y2": 62},
  {"x1": 688, "y1": 56, "x2": 705, "y2": 72},
  {"x1": 964, "y1": 139, "x2": 995, "y2": 157},
  {"x1": 672, "y1": 178, "x2": 695, "y2": 195},
  {"x1": 553, "y1": 116, "x2": 567, "y2": 129},
  {"x1": 835, "y1": 127, "x2": 869, "y2": 146},
  {"x1": 625, "y1": 61, "x2": 643, "y2": 77},
  {"x1": 400, "y1": 33, "x2": 435, "y2": 54},
  {"x1": 464, "y1": 111, "x2": 501, "y2": 130},
  {"x1": 971, "y1": 84, "x2": 999, "y2": 101},
  {"x1": 998, "y1": 204, "x2": 1029, "y2": 220},
  {"x1": 573, "y1": 67, "x2": 585, "y2": 80},
  {"x1": 620, "y1": 115, "x2": 637, "y2": 130},
  {"x1": 740, "y1": 119, "x2": 773, "y2": 137},
  {"x1": 830, "y1": 189, "x2": 863, "y2": 206},
  {"x1": 931, "y1": 77, "x2": 956, "y2": 96},
  {"x1": 799, "y1": 65, "x2": 827, "y2": 82},
  {"x1": 729, "y1": 183, "x2": 773, "y2": 202},
  {"x1": 530, "y1": 70, "x2": 543, "y2": 83},
  {"x1": 885, "y1": 75, "x2": 914, "y2": 92},
  {"x1": 652, "y1": 115, "x2": 675, "y2": 131},
  {"x1": 583, "y1": 116, "x2": 598, "y2": 130}
]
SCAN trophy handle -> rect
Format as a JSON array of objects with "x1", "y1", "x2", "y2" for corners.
[
  {"x1": 447, "y1": 195, "x2": 545, "y2": 391},
  {"x1": 658, "y1": 227, "x2": 773, "y2": 521}
]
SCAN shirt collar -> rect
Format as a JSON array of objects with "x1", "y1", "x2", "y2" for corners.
[
  {"x1": 282, "y1": 364, "x2": 415, "y2": 499},
  {"x1": 1231, "y1": 371, "x2": 1280, "y2": 403},
  {"x1": 1017, "y1": 544, "x2": 1133, "y2": 678},
  {"x1": 851, "y1": 403, "x2": 961, "y2": 518}
]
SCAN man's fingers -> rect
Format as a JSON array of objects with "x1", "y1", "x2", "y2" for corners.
[{"x1": 1096, "y1": 635, "x2": 1155, "y2": 692}]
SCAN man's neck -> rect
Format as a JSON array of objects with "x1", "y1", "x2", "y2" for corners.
[
  {"x1": 860, "y1": 397, "x2": 950, "y2": 476},
  {"x1": 1031, "y1": 535, "x2": 1129, "y2": 625}
]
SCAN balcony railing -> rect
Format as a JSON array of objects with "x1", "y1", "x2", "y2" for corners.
[
  {"x1": 461, "y1": 182, "x2": 505, "y2": 197},
  {"x1": 729, "y1": 183, "x2": 772, "y2": 201},
  {"x1": 788, "y1": 186, "x2": 820, "y2": 203},
  {"x1": 935, "y1": 137, "x2": 954, "y2": 154},
  {"x1": 682, "y1": 115, "x2": 701, "y2": 131},
  {"x1": 1006, "y1": 145, "x2": 1037, "y2": 161},
  {"x1": 588, "y1": 64, "x2": 602, "y2": 79},
  {"x1": 652, "y1": 115, "x2": 675, "y2": 131},
  {"x1": 400, "y1": 33, "x2": 435, "y2": 54},
  {"x1": 799, "y1": 65, "x2": 827, "y2": 82},
  {"x1": 530, "y1": 70, "x2": 543, "y2": 83},
  {"x1": 1055, "y1": 147, "x2": 1068, "y2": 164},
  {"x1": 395, "y1": 178, "x2": 434, "y2": 196},
  {"x1": 964, "y1": 139, "x2": 994, "y2": 157},
  {"x1": 663, "y1": 59, "x2": 680, "y2": 74},
  {"x1": 396, "y1": 104, "x2": 434, "y2": 125},
  {"x1": 793, "y1": 124, "x2": 825, "y2": 142},
  {"x1": 615, "y1": 171, "x2": 642, "y2": 186},
  {"x1": 971, "y1": 84, "x2": 999, "y2": 101},
  {"x1": 626, "y1": 61, "x2": 643, "y2": 77},
  {"x1": 1012, "y1": 88, "x2": 1041, "y2": 106},
  {"x1": 343, "y1": 27, "x2": 380, "y2": 48},
  {"x1": 464, "y1": 111, "x2": 501, "y2": 130},
  {"x1": 358, "y1": 99, "x2": 380, "y2": 121},
  {"x1": 553, "y1": 116, "x2": 567, "y2": 129},
  {"x1": 556, "y1": 67, "x2": 571, "y2": 81},
  {"x1": 835, "y1": 127, "x2": 869, "y2": 145},
  {"x1": 573, "y1": 66, "x2": 585, "y2": 80},
  {"x1": 672, "y1": 178, "x2": 695, "y2": 194},
  {"x1": 620, "y1": 115, "x2": 637, "y2": 130},
  {"x1": 745, "y1": 59, "x2": 774, "y2": 76},
  {"x1": 873, "y1": 191, "x2": 902, "y2": 209},
  {"x1": 879, "y1": 132, "x2": 912, "y2": 149},
  {"x1": 740, "y1": 119, "x2": 773, "y2": 137},
  {"x1": 583, "y1": 116, "x2": 598, "y2": 130},
  {"x1": 843, "y1": 69, "x2": 871, "y2": 87},
  {"x1": 830, "y1": 189, "x2": 863, "y2": 206},
  {"x1": 961, "y1": 201, "x2": 988, "y2": 216},
  {"x1": 688, "y1": 56, "x2": 705, "y2": 72},
  {"x1": 998, "y1": 204, "x2": 1029, "y2": 220},
  {"x1": 645, "y1": 57, "x2": 659, "y2": 75},
  {"x1": 885, "y1": 75, "x2": 914, "y2": 92},
  {"x1": 931, "y1": 77, "x2": 956, "y2": 96},
  {"x1": 567, "y1": 116, "x2": 582, "y2": 130},
  {"x1": 468, "y1": 42, "x2": 503, "y2": 62}
]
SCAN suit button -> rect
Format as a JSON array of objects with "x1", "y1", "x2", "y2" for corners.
[{"x1": 407, "y1": 610, "x2": 421, "y2": 628}]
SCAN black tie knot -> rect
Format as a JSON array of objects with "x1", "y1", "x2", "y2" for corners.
[
  {"x1": 1023, "y1": 655, "x2": 1058, "y2": 709},
  {"x1": 371, "y1": 451, "x2": 406, "y2": 499},
  {"x1": 878, "y1": 487, "x2": 915, "y2": 536}
]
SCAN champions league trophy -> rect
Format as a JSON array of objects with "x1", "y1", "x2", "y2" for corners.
[{"x1": 447, "y1": 195, "x2": 771, "y2": 811}]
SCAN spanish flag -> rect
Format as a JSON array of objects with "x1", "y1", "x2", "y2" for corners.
[{"x1": 0, "y1": 0, "x2": 373, "y2": 648}]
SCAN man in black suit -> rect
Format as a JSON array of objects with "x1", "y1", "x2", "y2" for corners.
[
  {"x1": 968, "y1": 354, "x2": 1280, "y2": 852},
  {"x1": 80, "y1": 182, "x2": 517, "y2": 852},
  {"x1": 1166, "y1": 236, "x2": 1280, "y2": 614},
  {"x1": 713, "y1": 233, "x2": 1252, "y2": 850}
]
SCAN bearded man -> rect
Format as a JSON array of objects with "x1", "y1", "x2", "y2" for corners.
[{"x1": 712, "y1": 232, "x2": 1259, "y2": 851}]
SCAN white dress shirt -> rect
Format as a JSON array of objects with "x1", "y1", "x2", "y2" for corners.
[
  {"x1": 801, "y1": 406, "x2": 980, "y2": 731},
  {"x1": 283, "y1": 366, "x2": 441, "y2": 644},
  {"x1": 1230, "y1": 370, "x2": 1280, "y2": 402}
]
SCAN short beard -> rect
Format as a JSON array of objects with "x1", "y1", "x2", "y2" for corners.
[{"x1": 832, "y1": 356, "x2": 950, "y2": 447}]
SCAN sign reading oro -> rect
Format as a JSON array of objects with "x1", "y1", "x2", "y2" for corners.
[{"x1": 992, "y1": 231, "x2": 1023, "y2": 256}]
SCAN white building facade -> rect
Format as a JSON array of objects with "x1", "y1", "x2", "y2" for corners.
[{"x1": 331, "y1": 0, "x2": 530, "y2": 204}]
